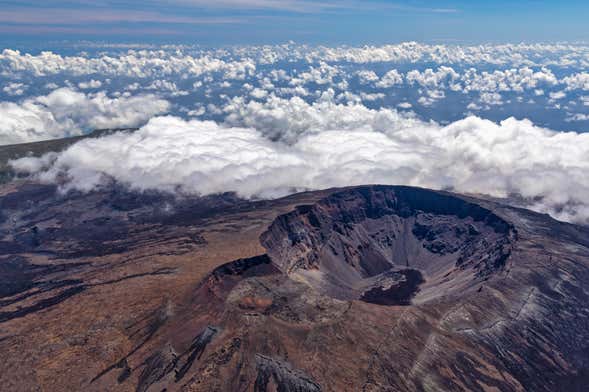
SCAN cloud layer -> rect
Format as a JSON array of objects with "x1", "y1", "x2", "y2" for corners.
[
  {"x1": 2, "y1": 42, "x2": 589, "y2": 138},
  {"x1": 3, "y1": 42, "x2": 589, "y2": 226},
  {"x1": 0, "y1": 88, "x2": 169, "y2": 145},
  {"x1": 12, "y1": 103, "x2": 589, "y2": 224}
]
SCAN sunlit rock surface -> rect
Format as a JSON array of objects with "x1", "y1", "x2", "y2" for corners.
[{"x1": 0, "y1": 183, "x2": 588, "y2": 391}]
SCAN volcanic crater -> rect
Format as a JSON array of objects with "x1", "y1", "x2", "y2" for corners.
[{"x1": 260, "y1": 186, "x2": 515, "y2": 305}]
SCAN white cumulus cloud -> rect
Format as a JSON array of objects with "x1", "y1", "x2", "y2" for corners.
[
  {"x1": 221, "y1": 92, "x2": 423, "y2": 143},
  {"x1": 0, "y1": 88, "x2": 170, "y2": 145},
  {"x1": 12, "y1": 109, "x2": 589, "y2": 225}
]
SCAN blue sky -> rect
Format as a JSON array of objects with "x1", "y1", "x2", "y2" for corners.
[{"x1": 1, "y1": 0, "x2": 588, "y2": 45}]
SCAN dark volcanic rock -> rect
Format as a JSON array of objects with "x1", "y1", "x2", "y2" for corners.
[
  {"x1": 135, "y1": 325, "x2": 220, "y2": 392},
  {"x1": 360, "y1": 269, "x2": 424, "y2": 306},
  {"x1": 254, "y1": 354, "x2": 322, "y2": 392}
]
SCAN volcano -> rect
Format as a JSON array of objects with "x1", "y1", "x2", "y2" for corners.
[{"x1": 0, "y1": 182, "x2": 588, "y2": 391}]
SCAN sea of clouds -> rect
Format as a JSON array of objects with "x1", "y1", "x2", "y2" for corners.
[{"x1": 2, "y1": 42, "x2": 589, "y2": 224}]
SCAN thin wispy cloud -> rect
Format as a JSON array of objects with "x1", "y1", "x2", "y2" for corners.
[
  {"x1": 0, "y1": 9, "x2": 247, "y2": 25},
  {"x1": 1, "y1": 0, "x2": 587, "y2": 45},
  {"x1": 0, "y1": 0, "x2": 458, "y2": 37},
  {"x1": 147, "y1": 0, "x2": 459, "y2": 14},
  {"x1": 1, "y1": 0, "x2": 459, "y2": 21},
  {"x1": 167, "y1": 0, "x2": 344, "y2": 12},
  {"x1": 0, "y1": 25, "x2": 202, "y2": 35}
]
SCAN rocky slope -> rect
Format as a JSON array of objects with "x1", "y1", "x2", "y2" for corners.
[{"x1": 0, "y1": 182, "x2": 588, "y2": 391}]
